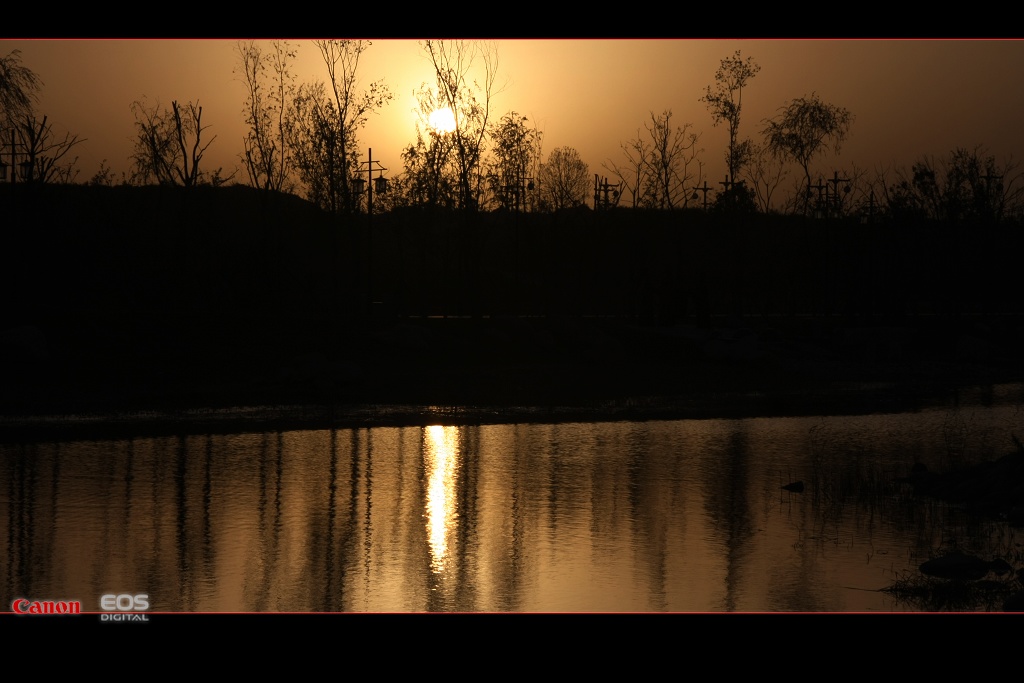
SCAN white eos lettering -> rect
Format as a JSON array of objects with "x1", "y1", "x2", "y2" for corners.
[{"x1": 100, "y1": 594, "x2": 150, "y2": 611}]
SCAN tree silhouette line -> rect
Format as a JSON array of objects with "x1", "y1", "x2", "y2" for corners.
[{"x1": 2, "y1": 42, "x2": 1023, "y2": 224}]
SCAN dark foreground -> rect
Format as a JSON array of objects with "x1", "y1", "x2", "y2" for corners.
[
  {"x1": 2, "y1": 312, "x2": 1022, "y2": 442},
  {"x1": 3, "y1": 185, "x2": 1023, "y2": 441}
]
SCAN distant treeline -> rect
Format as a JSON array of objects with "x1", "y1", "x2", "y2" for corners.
[{"x1": 4, "y1": 184, "x2": 1022, "y2": 326}]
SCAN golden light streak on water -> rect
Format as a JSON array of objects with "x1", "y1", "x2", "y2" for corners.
[{"x1": 424, "y1": 425, "x2": 459, "y2": 574}]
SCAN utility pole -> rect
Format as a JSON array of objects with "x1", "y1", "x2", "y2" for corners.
[
  {"x1": 691, "y1": 180, "x2": 712, "y2": 211},
  {"x1": 807, "y1": 177, "x2": 826, "y2": 217},
  {"x1": 593, "y1": 174, "x2": 620, "y2": 210},
  {"x1": 826, "y1": 170, "x2": 850, "y2": 217}
]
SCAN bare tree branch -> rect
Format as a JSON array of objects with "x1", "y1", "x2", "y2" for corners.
[
  {"x1": 129, "y1": 98, "x2": 219, "y2": 187},
  {"x1": 11, "y1": 113, "x2": 85, "y2": 184}
]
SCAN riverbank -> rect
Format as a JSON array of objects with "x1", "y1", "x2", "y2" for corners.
[
  {"x1": 2, "y1": 313, "x2": 1022, "y2": 442},
  {"x1": 3, "y1": 185, "x2": 1023, "y2": 441}
]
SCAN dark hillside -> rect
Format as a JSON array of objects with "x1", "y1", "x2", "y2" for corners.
[{"x1": 1, "y1": 184, "x2": 1022, "y2": 431}]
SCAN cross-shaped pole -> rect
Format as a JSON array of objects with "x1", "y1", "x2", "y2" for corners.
[{"x1": 691, "y1": 180, "x2": 712, "y2": 211}]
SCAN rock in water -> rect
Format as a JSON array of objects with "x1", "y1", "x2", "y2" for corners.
[{"x1": 919, "y1": 552, "x2": 990, "y2": 580}]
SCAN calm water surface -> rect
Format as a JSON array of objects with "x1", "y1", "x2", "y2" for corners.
[{"x1": 4, "y1": 385, "x2": 1024, "y2": 612}]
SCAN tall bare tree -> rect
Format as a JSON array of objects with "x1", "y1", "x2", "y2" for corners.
[
  {"x1": 701, "y1": 50, "x2": 760, "y2": 181},
  {"x1": 605, "y1": 110, "x2": 702, "y2": 209},
  {"x1": 129, "y1": 98, "x2": 218, "y2": 187},
  {"x1": 743, "y1": 141, "x2": 790, "y2": 213},
  {"x1": 641, "y1": 110, "x2": 703, "y2": 209},
  {"x1": 604, "y1": 132, "x2": 650, "y2": 209},
  {"x1": 12, "y1": 113, "x2": 85, "y2": 184},
  {"x1": 419, "y1": 40, "x2": 502, "y2": 211},
  {"x1": 286, "y1": 40, "x2": 390, "y2": 213},
  {"x1": 236, "y1": 40, "x2": 296, "y2": 192}
]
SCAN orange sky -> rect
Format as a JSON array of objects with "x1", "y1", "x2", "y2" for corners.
[{"x1": 3, "y1": 39, "x2": 1023, "y2": 193}]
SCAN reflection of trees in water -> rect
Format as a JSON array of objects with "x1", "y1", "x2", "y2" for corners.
[
  {"x1": 319, "y1": 430, "x2": 340, "y2": 610},
  {"x1": 501, "y1": 424, "x2": 526, "y2": 612},
  {"x1": 452, "y1": 425, "x2": 480, "y2": 611},
  {"x1": 172, "y1": 434, "x2": 218, "y2": 611},
  {"x1": 773, "y1": 415, "x2": 1020, "y2": 611},
  {"x1": 8, "y1": 405, "x2": 1023, "y2": 612},
  {"x1": 174, "y1": 436, "x2": 190, "y2": 609},
  {"x1": 433, "y1": 422, "x2": 528, "y2": 612},
  {"x1": 622, "y1": 423, "x2": 670, "y2": 611},
  {"x1": 3, "y1": 445, "x2": 33, "y2": 598},
  {"x1": 771, "y1": 421, "x2": 898, "y2": 611},
  {"x1": 700, "y1": 421, "x2": 756, "y2": 612},
  {"x1": 362, "y1": 430, "x2": 373, "y2": 607},
  {"x1": 244, "y1": 430, "x2": 284, "y2": 610},
  {"x1": 305, "y1": 428, "x2": 356, "y2": 612}
]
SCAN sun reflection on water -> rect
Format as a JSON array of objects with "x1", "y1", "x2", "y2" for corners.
[{"x1": 424, "y1": 425, "x2": 460, "y2": 574}]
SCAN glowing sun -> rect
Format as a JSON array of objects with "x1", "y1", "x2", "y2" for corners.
[{"x1": 428, "y1": 107, "x2": 456, "y2": 134}]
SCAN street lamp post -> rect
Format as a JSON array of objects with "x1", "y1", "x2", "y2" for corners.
[
  {"x1": 0, "y1": 129, "x2": 30, "y2": 185},
  {"x1": 503, "y1": 175, "x2": 534, "y2": 213},
  {"x1": 352, "y1": 147, "x2": 389, "y2": 217},
  {"x1": 352, "y1": 148, "x2": 389, "y2": 317},
  {"x1": 691, "y1": 180, "x2": 712, "y2": 211}
]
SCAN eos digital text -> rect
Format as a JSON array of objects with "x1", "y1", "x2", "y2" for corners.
[{"x1": 99, "y1": 593, "x2": 150, "y2": 623}]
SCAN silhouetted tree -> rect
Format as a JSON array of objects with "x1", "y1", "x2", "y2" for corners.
[
  {"x1": 606, "y1": 110, "x2": 702, "y2": 209},
  {"x1": 486, "y1": 111, "x2": 542, "y2": 211},
  {"x1": 322, "y1": 39, "x2": 390, "y2": 213},
  {"x1": 286, "y1": 40, "x2": 390, "y2": 213},
  {"x1": 236, "y1": 40, "x2": 296, "y2": 193},
  {"x1": 537, "y1": 146, "x2": 589, "y2": 210},
  {"x1": 743, "y1": 141, "x2": 789, "y2": 213},
  {"x1": 11, "y1": 113, "x2": 85, "y2": 183},
  {"x1": 640, "y1": 109, "x2": 702, "y2": 209},
  {"x1": 701, "y1": 50, "x2": 760, "y2": 181},
  {"x1": 89, "y1": 159, "x2": 126, "y2": 187},
  {"x1": 129, "y1": 98, "x2": 220, "y2": 187},
  {"x1": 762, "y1": 93, "x2": 854, "y2": 212},
  {"x1": 879, "y1": 146, "x2": 1023, "y2": 223},
  {"x1": 604, "y1": 130, "x2": 650, "y2": 209},
  {"x1": 286, "y1": 82, "x2": 348, "y2": 212},
  {"x1": 370, "y1": 171, "x2": 412, "y2": 212},
  {"x1": 711, "y1": 182, "x2": 757, "y2": 214},
  {"x1": 418, "y1": 40, "x2": 502, "y2": 211},
  {"x1": 401, "y1": 106, "x2": 459, "y2": 209},
  {"x1": 0, "y1": 49, "x2": 41, "y2": 126}
]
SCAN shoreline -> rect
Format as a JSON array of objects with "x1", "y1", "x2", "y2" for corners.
[
  {"x1": 4, "y1": 314, "x2": 1023, "y2": 443},
  {"x1": 1, "y1": 378, "x2": 1013, "y2": 444}
]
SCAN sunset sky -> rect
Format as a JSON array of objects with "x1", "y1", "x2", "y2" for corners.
[{"x1": 3, "y1": 39, "x2": 1023, "y2": 196}]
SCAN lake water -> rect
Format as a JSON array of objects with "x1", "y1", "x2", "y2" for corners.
[{"x1": 4, "y1": 384, "x2": 1024, "y2": 613}]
